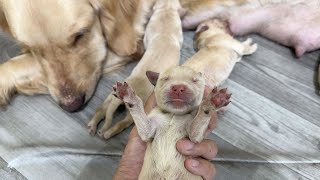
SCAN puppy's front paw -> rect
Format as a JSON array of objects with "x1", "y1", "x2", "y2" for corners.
[
  {"x1": 209, "y1": 87, "x2": 232, "y2": 111},
  {"x1": 113, "y1": 82, "x2": 136, "y2": 107}
]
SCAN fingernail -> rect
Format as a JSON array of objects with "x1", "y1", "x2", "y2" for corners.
[
  {"x1": 183, "y1": 140, "x2": 194, "y2": 151},
  {"x1": 189, "y1": 159, "x2": 199, "y2": 167}
]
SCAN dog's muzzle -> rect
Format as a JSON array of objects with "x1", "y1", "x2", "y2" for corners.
[{"x1": 59, "y1": 94, "x2": 86, "y2": 112}]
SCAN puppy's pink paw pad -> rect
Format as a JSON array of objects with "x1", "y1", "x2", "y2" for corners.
[
  {"x1": 210, "y1": 87, "x2": 232, "y2": 109},
  {"x1": 113, "y1": 82, "x2": 130, "y2": 100}
]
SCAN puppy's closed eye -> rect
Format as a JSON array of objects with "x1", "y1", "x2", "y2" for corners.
[
  {"x1": 161, "y1": 76, "x2": 170, "y2": 81},
  {"x1": 192, "y1": 77, "x2": 199, "y2": 83}
]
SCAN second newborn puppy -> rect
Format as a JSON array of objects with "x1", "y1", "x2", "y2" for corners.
[
  {"x1": 113, "y1": 66, "x2": 231, "y2": 180},
  {"x1": 183, "y1": 19, "x2": 257, "y2": 88}
]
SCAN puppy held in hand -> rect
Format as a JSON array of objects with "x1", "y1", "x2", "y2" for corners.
[
  {"x1": 183, "y1": 19, "x2": 257, "y2": 88},
  {"x1": 113, "y1": 66, "x2": 231, "y2": 180}
]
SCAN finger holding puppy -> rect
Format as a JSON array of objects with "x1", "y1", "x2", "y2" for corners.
[
  {"x1": 177, "y1": 138, "x2": 218, "y2": 160},
  {"x1": 185, "y1": 157, "x2": 217, "y2": 180}
]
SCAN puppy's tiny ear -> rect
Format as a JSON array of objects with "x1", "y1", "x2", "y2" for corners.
[
  {"x1": 195, "y1": 24, "x2": 209, "y2": 34},
  {"x1": 146, "y1": 71, "x2": 160, "y2": 86}
]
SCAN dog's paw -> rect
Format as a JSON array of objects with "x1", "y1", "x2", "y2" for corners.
[
  {"x1": 113, "y1": 82, "x2": 136, "y2": 107},
  {"x1": 209, "y1": 87, "x2": 231, "y2": 111}
]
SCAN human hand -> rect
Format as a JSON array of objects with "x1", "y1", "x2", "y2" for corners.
[
  {"x1": 176, "y1": 135, "x2": 217, "y2": 180},
  {"x1": 113, "y1": 127, "x2": 146, "y2": 180},
  {"x1": 113, "y1": 126, "x2": 218, "y2": 180}
]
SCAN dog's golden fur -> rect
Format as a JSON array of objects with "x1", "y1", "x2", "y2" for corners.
[
  {"x1": 0, "y1": 0, "x2": 153, "y2": 111},
  {"x1": 98, "y1": 0, "x2": 150, "y2": 57}
]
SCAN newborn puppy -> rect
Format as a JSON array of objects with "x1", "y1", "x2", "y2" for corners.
[
  {"x1": 113, "y1": 66, "x2": 231, "y2": 180},
  {"x1": 88, "y1": 0, "x2": 184, "y2": 139},
  {"x1": 228, "y1": 0, "x2": 320, "y2": 57},
  {"x1": 183, "y1": 19, "x2": 257, "y2": 88}
]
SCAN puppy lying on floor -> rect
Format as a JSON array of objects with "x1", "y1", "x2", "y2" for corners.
[
  {"x1": 183, "y1": 19, "x2": 257, "y2": 88},
  {"x1": 0, "y1": 0, "x2": 153, "y2": 111},
  {"x1": 88, "y1": 0, "x2": 184, "y2": 139},
  {"x1": 113, "y1": 66, "x2": 231, "y2": 180}
]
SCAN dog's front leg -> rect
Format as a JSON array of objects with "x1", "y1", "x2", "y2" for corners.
[
  {"x1": 187, "y1": 88, "x2": 231, "y2": 143},
  {"x1": 113, "y1": 82, "x2": 156, "y2": 142},
  {"x1": 0, "y1": 54, "x2": 47, "y2": 107}
]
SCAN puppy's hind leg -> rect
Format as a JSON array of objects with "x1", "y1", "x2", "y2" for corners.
[
  {"x1": 101, "y1": 113, "x2": 133, "y2": 140},
  {"x1": 241, "y1": 38, "x2": 258, "y2": 55},
  {"x1": 97, "y1": 96, "x2": 123, "y2": 137},
  {"x1": 87, "y1": 94, "x2": 123, "y2": 137},
  {"x1": 87, "y1": 95, "x2": 112, "y2": 135}
]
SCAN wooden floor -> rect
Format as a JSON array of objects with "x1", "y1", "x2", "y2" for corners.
[{"x1": 0, "y1": 30, "x2": 320, "y2": 180}]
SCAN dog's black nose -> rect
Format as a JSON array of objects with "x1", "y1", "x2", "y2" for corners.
[{"x1": 59, "y1": 94, "x2": 86, "y2": 112}]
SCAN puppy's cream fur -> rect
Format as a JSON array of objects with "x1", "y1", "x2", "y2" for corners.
[
  {"x1": 88, "y1": 0, "x2": 184, "y2": 139},
  {"x1": 0, "y1": 0, "x2": 153, "y2": 111},
  {"x1": 183, "y1": 19, "x2": 257, "y2": 88},
  {"x1": 113, "y1": 66, "x2": 231, "y2": 180}
]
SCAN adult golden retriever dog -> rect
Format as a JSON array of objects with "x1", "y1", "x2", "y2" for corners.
[{"x1": 0, "y1": 0, "x2": 153, "y2": 112}]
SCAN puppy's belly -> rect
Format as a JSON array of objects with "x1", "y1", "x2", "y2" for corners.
[{"x1": 139, "y1": 116, "x2": 202, "y2": 180}]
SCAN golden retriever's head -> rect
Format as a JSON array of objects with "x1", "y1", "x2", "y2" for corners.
[{"x1": 5, "y1": 0, "x2": 106, "y2": 111}]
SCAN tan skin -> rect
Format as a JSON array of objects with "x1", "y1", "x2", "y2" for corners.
[{"x1": 114, "y1": 87, "x2": 218, "y2": 180}]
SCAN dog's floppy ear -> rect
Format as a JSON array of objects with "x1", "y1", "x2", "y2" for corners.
[
  {"x1": 0, "y1": 6, "x2": 10, "y2": 34},
  {"x1": 88, "y1": 0, "x2": 101, "y2": 12},
  {"x1": 96, "y1": 0, "x2": 143, "y2": 57},
  {"x1": 146, "y1": 71, "x2": 160, "y2": 86}
]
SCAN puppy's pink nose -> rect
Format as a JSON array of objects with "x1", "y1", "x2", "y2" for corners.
[
  {"x1": 171, "y1": 85, "x2": 186, "y2": 95},
  {"x1": 59, "y1": 94, "x2": 86, "y2": 112}
]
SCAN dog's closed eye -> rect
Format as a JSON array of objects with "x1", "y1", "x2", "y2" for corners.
[{"x1": 72, "y1": 29, "x2": 89, "y2": 46}]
